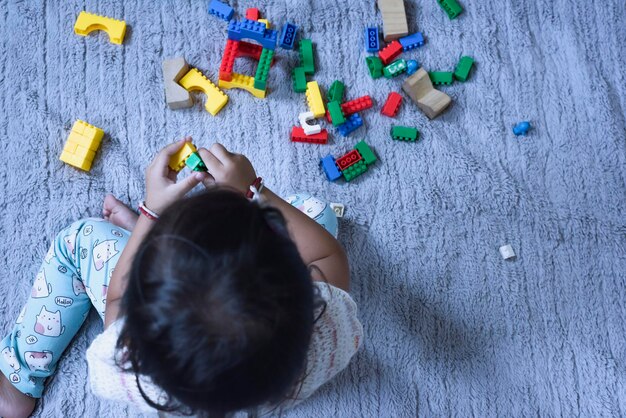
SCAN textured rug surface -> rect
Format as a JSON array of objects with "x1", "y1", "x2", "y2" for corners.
[{"x1": 1, "y1": 0, "x2": 625, "y2": 416}]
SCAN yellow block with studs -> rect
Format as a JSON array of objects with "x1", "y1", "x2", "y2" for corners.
[
  {"x1": 218, "y1": 73, "x2": 267, "y2": 99},
  {"x1": 179, "y1": 68, "x2": 229, "y2": 115},
  {"x1": 305, "y1": 81, "x2": 325, "y2": 118},
  {"x1": 168, "y1": 142, "x2": 198, "y2": 172},
  {"x1": 258, "y1": 19, "x2": 270, "y2": 29},
  {"x1": 74, "y1": 11, "x2": 126, "y2": 44},
  {"x1": 59, "y1": 120, "x2": 104, "y2": 171}
]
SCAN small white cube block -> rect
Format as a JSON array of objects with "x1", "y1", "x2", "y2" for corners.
[
  {"x1": 298, "y1": 111, "x2": 322, "y2": 135},
  {"x1": 499, "y1": 244, "x2": 516, "y2": 260},
  {"x1": 330, "y1": 202, "x2": 345, "y2": 218}
]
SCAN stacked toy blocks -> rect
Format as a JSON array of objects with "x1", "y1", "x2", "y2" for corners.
[
  {"x1": 321, "y1": 141, "x2": 377, "y2": 182},
  {"x1": 168, "y1": 143, "x2": 206, "y2": 172},
  {"x1": 60, "y1": 120, "x2": 104, "y2": 171},
  {"x1": 74, "y1": 11, "x2": 126, "y2": 44}
]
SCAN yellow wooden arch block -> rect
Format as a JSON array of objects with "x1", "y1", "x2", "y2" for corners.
[
  {"x1": 179, "y1": 68, "x2": 229, "y2": 115},
  {"x1": 218, "y1": 73, "x2": 266, "y2": 99},
  {"x1": 74, "y1": 11, "x2": 127, "y2": 45}
]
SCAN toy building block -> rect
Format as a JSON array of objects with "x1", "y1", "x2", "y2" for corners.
[
  {"x1": 279, "y1": 23, "x2": 298, "y2": 49},
  {"x1": 228, "y1": 19, "x2": 277, "y2": 50},
  {"x1": 341, "y1": 96, "x2": 373, "y2": 115},
  {"x1": 378, "y1": 40, "x2": 403, "y2": 65},
  {"x1": 336, "y1": 114, "x2": 363, "y2": 137},
  {"x1": 179, "y1": 68, "x2": 229, "y2": 115},
  {"x1": 406, "y1": 59, "x2": 419, "y2": 75},
  {"x1": 238, "y1": 41, "x2": 264, "y2": 60},
  {"x1": 499, "y1": 244, "x2": 516, "y2": 260},
  {"x1": 342, "y1": 159, "x2": 368, "y2": 182},
  {"x1": 381, "y1": 92, "x2": 403, "y2": 117},
  {"x1": 305, "y1": 81, "x2": 325, "y2": 118},
  {"x1": 168, "y1": 142, "x2": 198, "y2": 172},
  {"x1": 429, "y1": 71, "x2": 454, "y2": 85},
  {"x1": 208, "y1": 0, "x2": 234, "y2": 21},
  {"x1": 354, "y1": 140, "x2": 377, "y2": 165},
  {"x1": 60, "y1": 120, "x2": 104, "y2": 171},
  {"x1": 336, "y1": 150, "x2": 363, "y2": 171},
  {"x1": 219, "y1": 39, "x2": 239, "y2": 82},
  {"x1": 291, "y1": 127, "x2": 328, "y2": 144},
  {"x1": 218, "y1": 73, "x2": 266, "y2": 98},
  {"x1": 245, "y1": 8, "x2": 260, "y2": 20},
  {"x1": 299, "y1": 39, "x2": 315, "y2": 74},
  {"x1": 320, "y1": 155, "x2": 342, "y2": 181},
  {"x1": 366, "y1": 56, "x2": 384, "y2": 79},
  {"x1": 398, "y1": 32, "x2": 425, "y2": 51},
  {"x1": 327, "y1": 101, "x2": 346, "y2": 126},
  {"x1": 330, "y1": 203, "x2": 345, "y2": 218},
  {"x1": 298, "y1": 111, "x2": 322, "y2": 135},
  {"x1": 327, "y1": 80, "x2": 345, "y2": 103},
  {"x1": 162, "y1": 57, "x2": 193, "y2": 110},
  {"x1": 258, "y1": 19, "x2": 270, "y2": 29},
  {"x1": 74, "y1": 11, "x2": 126, "y2": 45},
  {"x1": 377, "y1": 0, "x2": 409, "y2": 41},
  {"x1": 253, "y1": 48, "x2": 274, "y2": 90},
  {"x1": 454, "y1": 56, "x2": 474, "y2": 82},
  {"x1": 391, "y1": 126, "x2": 419, "y2": 142},
  {"x1": 513, "y1": 121, "x2": 531, "y2": 136},
  {"x1": 383, "y1": 59, "x2": 407, "y2": 78},
  {"x1": 437, "y1": 0, "x2": 463, "y2": 19},
  {"x1": 364, "y1": 27, "x2": 380, "y2": 52},
  {"x1": 292, "y1": 67, "x2": 307, "y2": 93},
  {"x1": 402, "y1": 68, "x2": 452, "y2": 119},
  {"x1": 185, "y1": 152, "x2": 207, "y2": 172}
]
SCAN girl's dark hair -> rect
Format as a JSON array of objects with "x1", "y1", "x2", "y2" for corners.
[{"x1": 116, "y1": 188, "x2": 324, "y2": 416}]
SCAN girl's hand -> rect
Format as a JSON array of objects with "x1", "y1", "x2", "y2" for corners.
[
  {"x1": 197, "y1": 143, "x2": 257, "y2": 194},
  {"x1": 144, "y1": 138, "x2": 210, "y2": 214}
]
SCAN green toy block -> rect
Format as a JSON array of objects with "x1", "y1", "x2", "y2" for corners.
[
  {"x1": 391, "y1": 126, "x2": 419, "y2": 142},
  {"x1": 343, "y1": 160, "x2": 368, "y2": 182},
  {"x1": 366, "y1": 56, "x2": 383, "y2": 79},
  {"x1": 292, "y1": 67, "x2": 307, "y2": 93},
  {"x1": 327, "y1": 80, "x2": 345, "y2": 103},
  {"x1": 383, "y1": 59, "x2": 407, "y2": 79},
  {"x1": 327, "y1": 101, "x2": 346, "y2": 126},
  {"x1": 299, "y1": 39, "x2": 315, "y2": 74},
  {"x1": 428, "y1": 71, "x2": 454, "y2": 85},
  {"x1": 437, "y1": 0, "x2": 463, "y2": 19},
  {"x1": 354, "y1": 140, "x2": 377, "y2": 165},
  {"x1": 185, "y1": 152, "x2": 207, "y2": 171},
  {"x1": 253, "y1": 48, "x2": 274, "y2": 90},
  {"x1": 454, "y1": 56, "x2": 474, "y2": 82}
]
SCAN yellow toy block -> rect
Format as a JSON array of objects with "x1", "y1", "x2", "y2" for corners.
[
  {"x1": 305, "y1": 81, "x2": 325, "y2": 118},
  {"x1": 74, "y1": 11, "x2": 127, "y2": 45},
  {"x1": 179, "y1": 68, "x2": 229, "y2": 115},
  {"x1": 168, "y1": 142, "x2": 198, "y2": 172},
  {"x1": 60, "y1": 151, "x2": 94, "y2": 171},
  {"x1": 59, "y1": 120, "x2": 104, "y2": 171},
  {"x1": 258, "y1": 19, "x2": 270, "y2": 29},
  {"x1": 218, "y1": 73, "x2": 267, "y2": 99}
]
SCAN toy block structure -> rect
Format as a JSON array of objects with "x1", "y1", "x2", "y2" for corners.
[
  {"x1": 253, "y1": 48, "x2": 274, "y2": 90},
  {"x1": 305, "y1": 81, "x2": 325, "y2": 118},
  {"x1": 238, "y1": 41, "x2": 264, "y2": 60},
  {"x1": 291, "y1": 127, "x2": 328, "y2": 144},
  {"x1": 299, "y1": 39, "x2": 315, "y2": 74},
  {"x1": 74, "y1": 11, "x2": 126, "y2": 45},
  {"x1": 454, "y1": 56, "x2": 474, "y2": 81},
  {"x1": 437, "y1": 0, "x2": 463, "y2": 19},
  {"x1": 327, "y1": 80, "x2": 345, "y2": 103},
  {"x1": 383, "y1": 59, "x2": 407, "y2": 78},
  {"x1": 208, "y1": 0, "x2": 234, "y2": 21},
  {"x1": 378, "y1": 40, "x2": 403, "y2": 65},
  {"x1": 327, "y1": 101, "x2": 346, "y2": 126},
  {"x1": 227, "y1": 19, "x2": 277, "y2": 50},
  {"x1": 341, "y1": 96, "x2": 373, "y2": 115},
  {"x1": 402, "y1": 68, "x2": 451, "y2": 119},
  {"x1": 321, "y1": 140, "x2": 377, "y2": 182},
  {"x1": 377, "y1": 0, "x2": 409, "y2": 41},
  {"x1": 162, "y1": 57, "x2": 193, "y2": 109},
  {"x1": 179, "y1": 68, "x2": 229, "y2": 115},
  {"x1": 364, "y1": 27, "x2": 380, "y2": 52},
  {"x1": 399, "y1": 32, "x2": 425, "y2": 51},
  {"x1": 169, "y1": 142, "x2": 199, "y2": 172},
  {"x1": 245, "y1": 8, "x2": 260, "y2": 20},
  {"x1": 258, "y1": 19, "x2": 270, "y2": 29},
  {"x1": 60, "y1": 120, "x2": 104, "y2": 171},
  {"x1": 391, "y1": 126, "x2": 419, "y2": 142},
  {"x1": 219, "y1": 73, "x2": 266, "y2": 98},
  {"x1": 292, "y1": 67, "x2": 307, "y2": 93},
  {"x1": 279, "y1": 23, "x2": 298, "y2": 49},
  {"x1": 298, "y1": 111, "x2": 322, "y2": 135},
  {"x1": 337, "y1": 114, "x2": 363, "y2": 137},
  {"x1": 185, "y1": 152, "x2": 207, "y2": 171},
  {"x1": 366, "y1": 56, "x2": 384, "y2": 79},
  {"x1": 219, "y1": 39, "x2": 239, "y2": 81},
  {"x1": 429, "y1": 71, "x2": 454, "y2": 85},
  {"x1": 381, "y1": 92, "x2": 402, "y2": 117}
]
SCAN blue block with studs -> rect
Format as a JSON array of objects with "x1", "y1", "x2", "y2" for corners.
[
  {"x1": 364, "y1": 26, "x2": 380, "y2": 52},
  {"x1": 228, "y1": 19, "x2": 278, "y2": 50},
  {"x1": 279, "y1": 22, "x2": 298, "y2": 49},
  {"x1": 399, "y1": 32, "x2": 425, "y2": 51},
  {"x1": 208, "y1": 0, "x2": 234, "y2": 21}
]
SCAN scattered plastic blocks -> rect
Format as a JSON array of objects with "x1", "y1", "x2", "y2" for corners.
[
  {"x1": 383, "y1": 59, "x2": 407, "y2": 78},
  {"x1": 399, "y1": 32, "x2": 425, "y2": 51},
  {"x1": 341, "y1": 96, "x2": 373, "y2": 115},
  {"x1": 292, "y1": 67, "x2": 307, "y2": 93},
  {"x1": 228, "y1": 19, "x2": 277, "y2": 50},
  {"x1": 179, "y1": 68, "x2": 229, "y2": 115},
  {"x1": 499, "y1": 244, "x2": 516, "y2": 260},
  {"x1": 337, "y1": 114, "x2": 363, "y2": 137},
  {"x1": 321, "y1": 155, "x2": 342, "y2": 181},
  {"x1": 245, "y1": 8, "x2": 260, "y2": 20},
  {"x1": 298, "y1": 111, "x2": 322, "y2": 135},
  {"x1": 321, "y1": 141, "x2": 377, "y2": 182},
  {"x1": 208, "y1": 0, "x2": 234, "y2": 21},
  {"x1": 162, "y1": 57, "x2": 193, "y2": 109},
  {"x1": 406, "y1": 59, "x2": 419, "y2": 75},
  {"x1": 381, "y1": 92, "x2": 403, "y2": 117},
  {"x1": 299, "y1": 39, "x2": 315, "y2": 74},
  {"x1": 279, "y1": 23, "x2": 298, "y2": 49},
  {"x1": 437, "y1": 0, "x2": 463, "y2": 19},
  {"x1": 218, "y1": 73, "x2": 266, "y2": 98},
  {"x1": 378, "y1": 40, "x2": 403, "y2": 65},
  {"x1": 185, "y1": 152, "x2": 207, "y2": 172},
  {"x1": 366, "y1": 56, "x2": 384, "y2": 79},
  {"x1": 169, "y1": 143, "x2": 198, "y2": 172},
  {"x1": 74, "y1": 11, "x2": 126, "y2": 45},
  {"x1": 327, "y1": 80, "x2": 345, "y2": 103},
  {"x1": 291, "y1": 127, "x2": 328, "y2": 144},
  {"x1": 391, "y1": 126, "x2": 419, "y2": 142},
  {"x1": 454, "y1": 56, "x2": 474, "y2": 82},
  {"x1": 327, "y1": 101, "x2": 346, "y2": 126},
  {"x1": 513, "y1": 121, "x2": 531, "y2": 136},
  {"x1": 253, "y1": 48, "x2": 274, "y2": 90},
  {"x1": 364, "y1": 27, "x2": 380, "y2": 52},
  {"x1": 429, "y1": 71, "x2": 454, "y2": 85},
  {"x1": 305, "y1": 81, "x2": 325, "y2": 117},
  {"x1": 60, "y1": 120, "x2": 104, "y2": 171}
]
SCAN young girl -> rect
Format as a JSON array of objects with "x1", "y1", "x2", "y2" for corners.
[{"x1": 0, "y1": 140, "x2": 363, "y2": 417}]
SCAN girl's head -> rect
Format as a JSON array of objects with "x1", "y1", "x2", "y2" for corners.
[{"x1": 117, "y1": 188, "x2": 321, "y2": 415}]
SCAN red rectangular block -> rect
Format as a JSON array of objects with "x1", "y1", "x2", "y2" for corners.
[
  {"x1": 381, "y1": 92, "x2": 403, "y2": 117},
  {"x1": 378, "y1": 40, "x2": 403, "y2": 65},
  {"x1": 336, "y1": 149, "x2": 362, "y2": 170},
  {"x1": 291, "y1": 126, "x2": 328, "y2": 144},
  {"x1": 219, "y1": 39, "x2": 239, "y2": 81},
  {"x1": 238, "y1": 41, "x2": 263, "y2": 61},
  {"x1": 245, "y1": 8, "x2": 260, "y2": 20},
  {"x1": 341, "y1": 95, "x2": 373, "y2": 115}
]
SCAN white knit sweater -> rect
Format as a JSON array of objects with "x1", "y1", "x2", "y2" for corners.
[{"x1": 85, "y1": 282, "x2": 363, "y2": 415}]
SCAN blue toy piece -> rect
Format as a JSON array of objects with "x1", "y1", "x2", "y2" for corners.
[
  {"x1": 364, "y1": 27, "x2": 380, "y2": 52},
  {"x1": 279, "y1": 23, "x2": 298, "y2": 49},
  {"x1": 336, "y1": 114, "x2": 363, "y2": 137},
  {"x1": 513, "y1": 121, "x2": 531, "y2": 136},
  {"x1": 320, "y1": 155, "x2": 342, "y2": 181},
  {"x1": 406, "y1": 59, "x2": 420, "y2": 75},
  {"x1": 208, "y1": 0, "x2": 234, "y2": 21},
  {"x1": 398, "y1": 32, "x2": 425, "y2": 51},
  {"x1": 228, "y1": 19, "x2": 278, "y2": 50}
]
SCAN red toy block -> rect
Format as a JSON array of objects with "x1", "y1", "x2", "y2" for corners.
[
  {"x1": 378, "y1": 40, "x2": 403, "y2": 65},
  {"x1": 291, "y1": 126, "x2": 328, "y2": 144},
  {"x1": 336, "y1": 149, "x2": 363, "y2": 170},
  {"x1": 219, "y1": 39, "x2": 239, "y2": 81},
  {"x1": 341, "y1": 95, "x2": 373, "y2": 116},
  {"x1": 245, "y1": 8, "x2": 260, "y2": 20},
  {"x1": 381, "y1": 92, "x2": 403, "y2": 117}
]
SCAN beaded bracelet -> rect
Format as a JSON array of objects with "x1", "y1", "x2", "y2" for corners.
[{"x1": 138, "y1": 201, "x2": 159, "y2": 221}]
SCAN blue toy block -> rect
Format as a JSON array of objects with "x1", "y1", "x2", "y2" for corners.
[
  {"x1": 208, "y1": 0, "x2": 234, "y2": 21},
  {"x1": 398, "y1": 32, "x2": 425, "y2": 51},
  {"x1": 406, "y1": 59, "x2": 420, "y2": 75},
  {"x1": 228, "y1": 19, "x2": 278, "y2": 50},
  {"x1": 364, "y1": 27, "x2": 380, "y2": 52},
  {"x1": 513, "y1": 121, "x2": 531, "y2": 136},
  {"x1": 321, "y1": 154, "x2": 342, "y2": 181},
  {"x1": 279, "y1": 23, "x2": 298, "y2": 49},
  {"x1": 336, "y1": 114, "x2": 363, "y2": 137}
]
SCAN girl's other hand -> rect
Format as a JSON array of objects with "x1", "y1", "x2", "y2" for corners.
[{"x1": 198, "y1": 143, "x2": 257, "y2": 194}]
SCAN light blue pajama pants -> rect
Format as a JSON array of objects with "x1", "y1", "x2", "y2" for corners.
[{"x1": 0, "y1": 192, "x2": 337, "y2": 398}]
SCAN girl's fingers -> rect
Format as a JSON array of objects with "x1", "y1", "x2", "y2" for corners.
[
  {"x1": 198, "y1": 148, "x2": 223, "y2": 173},
  {"x1": 208, "y1": 143, "x2": 232, "y2": 164},
  {"x1": 172, "y1": 171, "x2": 209, "y2": 195}
]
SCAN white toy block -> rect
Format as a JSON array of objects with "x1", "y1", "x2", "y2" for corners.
[
  {"x1": 499, "y1": 244, "x2": 516, "y2": 260},
  {"x1": 298, "y1": 111, "x2": 322, "y2": 135},
  {"x1": 330, "y1": 203, "x2": 345, "y2": 218}
]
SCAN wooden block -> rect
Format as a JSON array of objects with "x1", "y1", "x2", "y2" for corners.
[
  {"x1": 162, "y1": 57, "x2": 193, "y2": 110},
  {"x1": 377, "y1": 0, "x2": 409, "y2": 42},
  {"x1": 402, "y1": 68, "x2": 451, "y2": 119}
]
